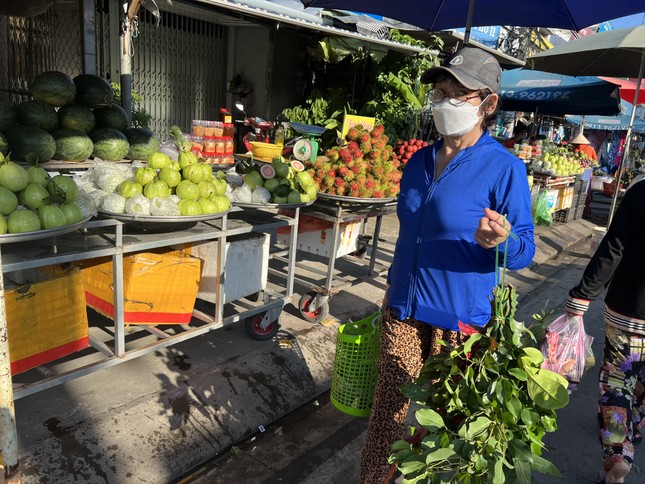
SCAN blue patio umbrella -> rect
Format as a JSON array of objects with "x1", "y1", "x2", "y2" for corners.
[
  {"x1": 300, "y1": 0, "x2": 645, "y2": 43},
  {"x1": 499, "y1": 69, "x2": 621, "y2": 115},
  {"x1": 565, "y1": 100, "x2": 645, "y2": 132}
]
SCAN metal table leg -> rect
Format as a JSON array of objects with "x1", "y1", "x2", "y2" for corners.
[{"x1": 0, "y1": 249, "x2": 20, "y2": 482}]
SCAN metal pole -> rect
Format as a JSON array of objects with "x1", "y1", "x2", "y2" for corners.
[
  {"x1": 608, "y1": 51, "x2": 645, "y2": 227},
  {"x1": 119, "y1": 0, "x2": 141, "y2": 127},
  {"x1": 0, "y1": 250, "x2": 20, "y2": 483},
  {"x1": 464, "y1": 0, "x2": 476, "y2": 45}
]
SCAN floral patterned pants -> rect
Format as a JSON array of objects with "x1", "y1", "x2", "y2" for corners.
[
  {"x1": 598, "y1": 324, "x2": 645, "y2": 472},
  {"x1": 359, "y1": 307, "x2": 466, "y2": 484}
]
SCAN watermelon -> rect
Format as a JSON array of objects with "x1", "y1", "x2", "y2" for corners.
[
  {"x1": 58, "y1": 104, "x2": 95, "y2": 133},
  {"x1": 94, "y1": 105, "x2": 129, "y2": 131},
  {"x1": 0, "y1": 132, "x2": 8, "y2": 156},
  {"x1": 51, "y1": 128, "x2": 94, "y2": 162},
  {"x1": 125, "y1": 127, "x2": 159, "y2": 161},
  {"x1": 89, "y1": 127, "x2": 129, "y2": 161},
  {"x1": 74, "y1": 74, "x2": 114, "y2": 108},
  {"x1": 30, "y1": 71, "x2": 76, "y2": 107},
  {"x1": 5, "y1": 126, "x2": 56, "y2": 163},
  {"x1": 16, "y1": 100, "x2": 58, "y2": 131},
  {"x1": 0, "y1": 98, "x2": 16, "y2": 132}
]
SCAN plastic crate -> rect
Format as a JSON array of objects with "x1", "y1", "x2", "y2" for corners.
[
  {"x1": 5, "y1": 267, "x2": 89, "y2": 375},
  {"x1": 331, "y1": 312, "x2": 381, "y2": 417},
  {"x1": 553, "y1": 208, "x2": 575, "y2": 223},
  {"x1": 82, "y1": 250, "x2": 203, "y2": 325}
]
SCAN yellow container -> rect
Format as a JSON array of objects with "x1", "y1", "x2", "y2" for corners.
[
  {"x1": 6, "y1": 268, "x2": 89, "y2": 375},
  {"x1": 249, "y1": 141, "x2": 282, "y2": 159},
  {"x1": 82, "y1": 250, "x2": 203, "y2": 325}
]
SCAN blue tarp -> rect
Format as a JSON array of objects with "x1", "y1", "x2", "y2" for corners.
[
  {"x1": 499, "y1": 69, "x2": 621, "y2": 115},
  {"x1": 566, "y1": 100, "x2": 645, "y2": 131}
]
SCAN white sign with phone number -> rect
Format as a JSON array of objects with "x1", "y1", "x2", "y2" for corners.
[{"x1": 499, "y1": 90, "x2": 572, "y2": 100}]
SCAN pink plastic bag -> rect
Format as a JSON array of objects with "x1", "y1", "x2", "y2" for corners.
[{"x1": 540, "y1": 313, "x2": 591, "y2": 384}]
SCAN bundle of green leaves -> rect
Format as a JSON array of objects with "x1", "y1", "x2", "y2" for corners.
[{"x1": 389, "y1": 284, "x2": 570, "y2": 484}]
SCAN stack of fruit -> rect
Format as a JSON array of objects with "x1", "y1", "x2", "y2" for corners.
[
  {"x1": 528, "y1": 145, "x2": 587, "y2": 177},
  {"x1": 392, "y1": 138, "x2": 429, "y2": 169},
  {"x1": 228, "y1": 157, "x2": 317, "y2": 205},
  {"x1": 0, "y1": 71, "x2": 159, "y2": 163},
  {"x1": 89, "y1": 150, "x2": 231, "y2": 217},
  {"x1": 0, "y1": 152, "x2": 85, "y2": 234},
  {"x1": 307, "y1": 125, "x2": 401, "y2": 198}
]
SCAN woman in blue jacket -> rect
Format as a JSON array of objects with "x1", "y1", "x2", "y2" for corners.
[{"x1": 360, "y1": 47, "x2": 536, "y2": 483}]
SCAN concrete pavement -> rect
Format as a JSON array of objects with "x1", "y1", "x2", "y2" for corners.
[
  {"x1": 4, "y1": 212, "x2": 621, "y2": 483},
  {"x1": 189, "y1": 231, "x2": 645, "y2": 484}
]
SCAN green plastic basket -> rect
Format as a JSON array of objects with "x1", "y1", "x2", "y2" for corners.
[{"x1": 331, "y1": 312, "x2": 381, "y2": 417}]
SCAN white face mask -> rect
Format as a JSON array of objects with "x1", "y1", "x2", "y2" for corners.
[{"x1": 433, "y1": 96, "x2": 489, "y2": 137}]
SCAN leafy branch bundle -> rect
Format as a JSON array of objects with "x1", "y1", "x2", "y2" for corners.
[{"x1": 389, "y1": 280, "x2": 570, "y2": 483}]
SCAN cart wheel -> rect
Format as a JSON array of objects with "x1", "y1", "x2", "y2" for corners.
[
  {"x1": 298, "y1": 292, "x2": 330, "y2": 324},
  {"x1": 245, "y1": 313, "x2": 280, "y2": 340}
]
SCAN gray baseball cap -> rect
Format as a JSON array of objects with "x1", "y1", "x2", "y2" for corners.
[{"x1": 421, "y1": 47, "x2": 502, "y2": 92}]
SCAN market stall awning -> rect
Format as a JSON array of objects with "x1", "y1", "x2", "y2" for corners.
[
  {"x1": 599, "y1": 76, "x2": 645, "y2": 105},
  {"x1": 194, "y1": 0, "x2": 426, "y2": 54},
  {"x1": 499, "y1": 69, "x2": 622, "y2": 115},
  {"x1": 566, "y1": 100, "x2": 645, "y2": 131}
]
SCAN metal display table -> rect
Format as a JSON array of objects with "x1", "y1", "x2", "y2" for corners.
[
  {"x1": 271, "y1": 196, "x2": 396, "y2": 323},
  {"x1": 3, "y1": 206, "x2": 301, "y2": 400}
]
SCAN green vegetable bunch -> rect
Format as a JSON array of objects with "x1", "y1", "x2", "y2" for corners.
[
  {"x1": 365, "y1": 31, "x2": 443, "y2": 142},
  {"x1": 110, "y1": 83, "x2": 152, "y2": 129},
  {"x1": 389, "y1": 232, "x2": 569, "y2": 483},
  {"x1": 281, "y1": 91, "x2": 345, "y2": 151}
]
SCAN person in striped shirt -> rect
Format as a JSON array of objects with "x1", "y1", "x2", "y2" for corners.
[{"x1": 567, "y1": 179, "x2": 645, "y2": 484}]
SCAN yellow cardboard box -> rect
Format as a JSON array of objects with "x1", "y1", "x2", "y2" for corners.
[
  {"x1": 6, "y1": 268, "x2": 89, "y2": 375},
  {"x1": 82, "y1": 250, "x2": 203, "y2": 325}
]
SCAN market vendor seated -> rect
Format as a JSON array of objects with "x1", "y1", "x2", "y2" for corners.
[{"x1": 570, "y1": 133, "x2": 598, "y2": 163}]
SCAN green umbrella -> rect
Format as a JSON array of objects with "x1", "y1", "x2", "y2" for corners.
[{"x1": 529, "y1": 26, "x2": 645, "y2": 225}]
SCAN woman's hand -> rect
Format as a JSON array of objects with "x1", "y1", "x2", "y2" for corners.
[{"x1": 474, "y1": 208, "x2": 513, "y2": 249}]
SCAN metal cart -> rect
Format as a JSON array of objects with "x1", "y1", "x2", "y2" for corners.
[
  {"x1": 1, "y1": 205, "x2": 302, "y2": 399},
  {"x1": 271, "y1": 194, "x2": 396, "y2": 323}
]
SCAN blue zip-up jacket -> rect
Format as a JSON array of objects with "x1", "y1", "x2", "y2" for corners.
[{"x1": 387, "y1": 131, "x2": 535, "y2": 331}]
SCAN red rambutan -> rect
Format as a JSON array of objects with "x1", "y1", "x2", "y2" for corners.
[
  {"x1": 343, "y1": 173, "x2": 355, "y2": 184},
  {"x1": 358, "y1": 188, "x2": 373, "y2": 198},
  {"x1": 334, "y1": 177, "x2": 344, "y2": 188}
]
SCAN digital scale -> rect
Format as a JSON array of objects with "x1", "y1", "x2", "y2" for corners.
[{"x1": 289, "y1": 121, "x2": 326, "y2": 163}]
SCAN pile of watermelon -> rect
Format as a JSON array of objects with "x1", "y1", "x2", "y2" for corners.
[{"x1": 0, "y1": 71, "x2": 159, "y2": 163}]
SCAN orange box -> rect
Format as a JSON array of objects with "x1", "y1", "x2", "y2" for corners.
[
  {"x1": 6, "y1": 268, "x2": 89, "y2": 375},
  {"x1": 82, "y1": 250, "x2": 203, "y2": 325}
]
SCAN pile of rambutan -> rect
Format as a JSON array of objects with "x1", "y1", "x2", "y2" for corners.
[
  {"x1": 306, "y1": 124, "x2": 402, "y2": 198},
  {"x1": 392, "y1": 138, "x2": 429, "y2": 169}
]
